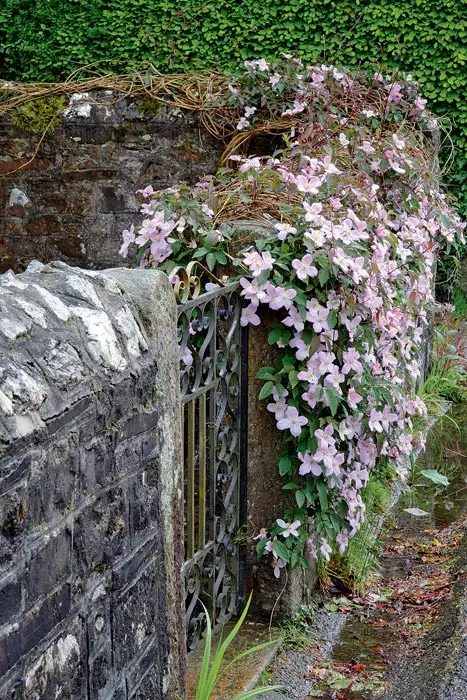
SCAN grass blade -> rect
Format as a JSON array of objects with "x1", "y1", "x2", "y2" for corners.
[
  {"x1": 218, "y1": 639, "x2": 280, "y2": 681},
  {"x1": 204, "y1": 593, "x2": 254, "y2": 694},
  {"x1": 195, "y1": 605, "x2": 212, "y2": 700},
  {"x1": 233, "y1": 686, "x2": 284, "y2": 699}
]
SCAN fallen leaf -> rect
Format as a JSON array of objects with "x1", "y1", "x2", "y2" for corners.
[
  {"x1": 351, "y1": 663, "x2": 367, "y2": 673},
  {"x1": 403, "y1": 507, "x2": 430, "y2": 517},
  {"x1": 307, "y1": 666, "x2": 329, "y2": 679}
]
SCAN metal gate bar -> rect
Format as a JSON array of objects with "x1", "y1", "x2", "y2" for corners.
[{"x1": 177, "y1": 282, "x2": 247, "y2": 650}]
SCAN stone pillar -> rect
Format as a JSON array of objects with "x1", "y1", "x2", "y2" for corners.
[
  {"x1": 0, "y1": 263, "x2": 184, "y2": 699},
  {"x1": 246, "y1": 310, "x2": 317, "y2": 621}
]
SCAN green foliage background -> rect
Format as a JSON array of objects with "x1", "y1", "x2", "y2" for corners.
[{"x1": 0, "y1": 0, "x2": 466, "y2": 215}]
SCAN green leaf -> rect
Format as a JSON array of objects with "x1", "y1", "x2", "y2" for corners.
[
  {"x1": 273, "y1": 539, "x2": 290, "y2": 563},
  {"x1": 420, "y1": 469, "x2": 450, "y2": 486},
  {"x1": 325, "y1": 388, "x2": 341, "y2": 417},
  {"x1": 256, "y1": 538, "x2": 267, "y2": 557},
  {"x1": 233, "y1": 685, "x2": 284, "y2": 699},
  {"x1": 289, "y1": 370, "x2": 299, "y2": 388},
  {"x1": 258, "y1": 381, "x2": 274, "y2": 400},
  {"x1": 215, "y1": 250, "x2": 227, "y2": 264},
  {"x1": 328, "y1": 310, "x2": 338, "y2": 328},
  {"x1": 256, "y1": 367, "x2": 276, "y2": 380},
  {"x1": 206, "y1": 252, "x2": 217, "y2": 271},
  {"x1": 329, "y1": 513, "x2": 341, "y2": 531},
  {"x1": 304, "y1": 485, "x2": 317, "y2": 505},
  {"x1": 318, "y1": 266, "x2": 330, "y2": 286},
  {"x1": 268, "y1": 328, "x2": 282, "y2": 344},
  {"x1": 316, "y1": 480, "x2": 328, "y2": 513},
  {"x1": 329, "y1": 676, "x2": 352, "y2": 690},
  {"x1": 295, "y1": 490, "x2": 305, "y2": 507},
  {"x1": 302, "y1": 328, "x2": 315, "y2": 344},
  {"x1": 283, "y1": 482, "x2": 299, "y2": 490},
  {"x1": 192, "y1": 247, "x2": 210, "y2": 259},
  {"x1": 278, "y1": 454, "x2": 292, "y2": 476}
]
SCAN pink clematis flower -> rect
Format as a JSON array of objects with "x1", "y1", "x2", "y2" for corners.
[
  {"x1": 336, "y1": 530, "x2": 349, "y2": 555},
  {"x1": 283, "y1": 306, "x2": 305, "y2": 333},
  {"x1": 277, "y1": 406, "x2": 308, "y2": 437},
  {"x1": 137, "y1": 185, "x2": 155, "y2": 198},
  {"x1": 273, "y1": 557, "x2": 287, "y2": 578},
  {"x1": 348, "y1": 463, "x2": 369, "y2": 489},
  {"x1": 307, "y1": 539, "x2": 318, "y2": 562},
  {"x1": 298, "y1": 451, "x2": 322, "y2": 476},
  {"x1": 268, "y1": 286, "x2": 297, "y2": 311},
  {"x1": 239, "y1": 156, "x2": 262, "y2": 173},
  {"x1": 253, "y1": 528, "x2": 268, "y2": 540},
  {"x1": 276, "y1": 519, "x2": 301, "y2": 537},
  {"x1": 342, "y1": 348, "x2": 364, "y2": 375},
  {"x1": 368, "y1": 408, "x2": 384, "y2": 433},
  {"x1": 241, "y1": 304, "x2": 261, "y2": 327},
  {"x1": 302, "y1": 384, "x2": 319, "y2": 408},
  {"x1": 320, "y1": 537, "x2": 332, "y2": 561},
  {"x1": 295, "y1": 174, "x2": 323, "y2": 194},
  {"x1": 274, "y1": 222, "x2": 297, "y2": 240},
  {"x1": 348, "y1": 387, "x2": 363, "y2": 410},
  {"x1": 292, "y1": 254, "x2": 318, "y2": 281},
  {"x1": 119, "y1": 224, "x2": 135, "y2": 257},
  {"x1": 243, "y1": 250, "x2": 276, "y2": 277}
]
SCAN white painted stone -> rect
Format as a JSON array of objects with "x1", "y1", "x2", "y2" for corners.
[
  {"x1": 0, "y1": 389, "x2": 13, "y2": 415},
  {"x1": 24, "y1": 653, "x2": 46, "y2": 689},
  {"x1": 45, "y1": 340, "x2": 84, "y2": 383},
  {"x1": 91, "y1": 582, "x2": 107, "y2": 601},
  {"x1": 63, "y1": 93, "x2": 92, "y2": 119},
  {"x1": 114, "y1": 306, "x2": 148, "y2": 358},
  {"x1": 66, "y1": 275, "x2": 104, "y2": 309},
  {"x1": 1, "y1": 365, "x2": 47, "y2": 412},
  {"x1": 33, "y1": 285, "x2": 70, "y2": 321},
  {"x1": 8, "y1": 187, "x2": 31, "y2": 207},
  {"x1": 80, "y1": 269, "x2": 122, "y2": 295},
  {"x1": 0, "y1": 316, "x2": 32, "y2": 340},
  {"x1": 135, "y1": 622, "x2": 145, "y2": 648},
  {"x1": 26, "y1": 260, "x2": 46, "y2": 273},
  {"x1": 1, "y1": 276, "x2": 29, "y2": 290},
  {"x1": 14, "y1": 297, "x2": 48, "y2": 328},
  {"x1": 70, "y1": 306, "x2": 127, "y2": 371},
  {"x1": 14, "y1": 411, "x2": 46, "y2": 437},
  {"x1": 56, "y1": 634, "x2": 80, "y2": 670}
]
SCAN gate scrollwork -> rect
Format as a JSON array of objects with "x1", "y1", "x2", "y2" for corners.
[{"x1": 178, "y1": 283, "x2": 247, "y2": 650}]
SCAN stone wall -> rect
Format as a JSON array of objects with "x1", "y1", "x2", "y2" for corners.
[
  {"x1": 0, "y1": 262, "x2": 184, "y2": 699},
  {"x1": 0, "y1": 91, "x2": 222, "y2": 274}
]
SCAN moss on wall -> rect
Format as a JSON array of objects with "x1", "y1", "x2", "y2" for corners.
[{"x1": 11, "y1": 96, "x2": 66, "y2": 132}]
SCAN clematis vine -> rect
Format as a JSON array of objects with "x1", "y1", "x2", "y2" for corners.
[{"x1": 120, "y1": 54, "x2": 465, "y2": 578}]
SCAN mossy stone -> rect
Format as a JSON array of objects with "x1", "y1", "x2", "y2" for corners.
[{"x1": 11, "y1": 96, "x2": 66, "y2": 132}]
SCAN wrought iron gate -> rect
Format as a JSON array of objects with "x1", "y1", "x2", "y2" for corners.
[{"x1": 177, "y1": 281, "x2": 247, "y2": 650}]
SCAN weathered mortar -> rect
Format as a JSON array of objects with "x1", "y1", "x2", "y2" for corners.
[
  {"x1": 0, "y1": 91, "x2": 223, "y2": 274},
  {"x1": 0, "y1": 262, "x2": 184, "y2": 699}
]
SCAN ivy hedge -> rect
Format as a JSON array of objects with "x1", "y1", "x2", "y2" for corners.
[{"x1": 0, "y1": 0, "x2": 466, "y2": 215}]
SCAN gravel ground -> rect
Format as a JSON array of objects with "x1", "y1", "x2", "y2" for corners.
[
  {"x1": 384, "y1": 532, "x2": 467, "y2": 700},
  {"x1": 257, "y1": 607, "x2": 347, "y2": 699}
]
